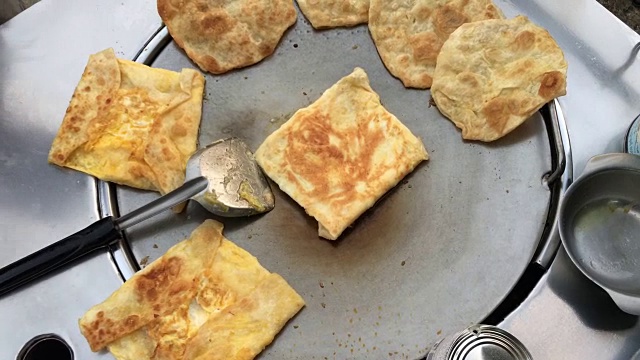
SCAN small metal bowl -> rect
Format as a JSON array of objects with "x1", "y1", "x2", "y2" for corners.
[{"x1": 559, "y1": 153, "x2": 640, "y2": 314}]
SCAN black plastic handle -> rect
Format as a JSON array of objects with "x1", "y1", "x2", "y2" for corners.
[{"x1": 0, "y1": 216, "x2": 121, "y2": 297}]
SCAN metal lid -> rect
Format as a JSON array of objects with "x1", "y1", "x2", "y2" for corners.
[
  {"x1": 624, "y1": 113, "x2": 639, "y2": 155},
  {"x1": 427, "y1": 325, "x2": 533, "y2": 360}
]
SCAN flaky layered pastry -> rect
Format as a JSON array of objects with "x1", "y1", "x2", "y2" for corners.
[
  {"x1": 368, "y1": 0, "x2": 504, "y2": 88},
  {"x1": 79, "y1": 220, "x2": 305, "y2": 360},
  {"x1": 157, "y1": 0, "x2": 297, "y2": 74},
  {"x1": 431, "y1": 16, "x2": 568, "y2": 141},
  {"x1": 297, "y1": 0, "x2": 369, "y2": 28},
  {"x1": 255, "y1": 68, "x2": 428, "y2": 240},
  {"x1": 79, "y1": 220, "x2": 223, "y2": 352},
  {"x1": 48, "y1": 48, "x2": 204, "y2": 195}
]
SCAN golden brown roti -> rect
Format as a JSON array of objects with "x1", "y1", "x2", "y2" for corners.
[
  {"x1": 368, "y1": 0, "x2": 504, "y2": 88},
  {"x1": 255, "y1": 68, "x2": 428, "y2": 240},
  {"x1": 107, "y1": 237, "x2": 272, "y2": 360},
  {"x1": 431, "y1": 16, "x2": 568, "y2": 141},
  {"x1": 82, "y1": 220, "x2": 304, "y2": 360},
  {"x1": 297, "y1": 0, "x2": 369, "y2": 28},
  {"x1": 48, "y1": 48, "x2": 204, "y2": 195},
  {"x1": 78, "y1": 220, "x2": 223, "y2": 351},
  {"x1": 157, "y1": 0, "x2": 297, "y2": 74},
  {"x1": 184, "y1": 273, "x2": 305, "y2": 360}
]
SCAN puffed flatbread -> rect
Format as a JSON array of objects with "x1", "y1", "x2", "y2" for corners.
[
  {"x1": 368, "y1": 0, "x2": 504, "y2": 88},
  {"x1": 255, "y1": 67, "x2": 428, "y2": 240},
  {"x1": 158, "y1": 0, "x2": 297, "y2": 74},
  {"x1": 48, "y1": 48, "x2": 204, "y2": 195},
  {"x1": 297, "y1": 0, "x2": 369, "y2": 28},
  {"x1": 78, "y1": 220, "x2": 223, "y2": 352},
  {"x1": 431, "y1": 16, "x2": 568, "y2": 141}
]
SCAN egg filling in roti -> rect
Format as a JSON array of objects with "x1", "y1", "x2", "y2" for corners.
[
  {"x1": 79, "y1": 220, "x2": 305, "y2": 360},
  {"x1": 48, "y1": 48, "x2": 205, "y2": 196},
  {"x1": 431, "y1": 16, "x2": 568, "y2": 141},
  {"x1": 255, "y1": 67, "x2": 428, "y2": 240}
]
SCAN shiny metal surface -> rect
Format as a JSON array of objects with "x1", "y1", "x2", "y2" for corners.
[
  {"x1": 115, "y1": 177, "x2": 208, "y2": 230},
  {"x1": 1, "y1": 0, "x2": 640, "y2": 360},
  {"x1": 559, "y1": 153, "x2": 640, "y2": 314},
  {"x1": 542, "y1": 100, "x2": 567, "y2": 186},
  {"x1": 626, "y1": 114, "x2": 640, "y2": 155},
  {"x1": 117, "y1": 138, "x2": 274, "y2": 227},
  {"x1": 186, "y1": 138, "x2": 275, "y2": 216},
  {"x1": 532, "y1": 99, "x2": 574, "y2": 269},
  {"x1": 112, "y1": 7, "x2": 556, "y2": 357},
  {"x1": 427, "y1": 325, "x2": 532, "y2": 360},
  {"x1": 498, "y1": 0, "x2": 640, "y2": 358},
  {"x1": 0, "y1": 0, "x2": 161, "y2": 358}
]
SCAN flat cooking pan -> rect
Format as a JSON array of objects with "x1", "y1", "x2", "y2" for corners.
[{"x1": 102, "y1": 5, "x2": 570, "y2": 358}]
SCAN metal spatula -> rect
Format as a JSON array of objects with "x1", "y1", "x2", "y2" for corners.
[{"x1": 0, "y1": 138, "x2": 274, "y2": 297}]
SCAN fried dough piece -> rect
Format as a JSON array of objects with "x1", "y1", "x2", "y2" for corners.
[
  {"x1": 157, "y1": 0, "x2": 297, "y2": 74},
  {"x1": 368, "y1": 0, "x2": 504, "y2": 88},
  {"x1": 184, "y1": 273, "x2": 305, "y2": 360},
  {"x1": 107, "y1": 237, "x2": 272, "y2": 360},
  {"x1": 82, "y1": 220, "x2": 303, "y2": 360},
  {"x1": 78, "y1": 220, "x2": 223, "y2": 352},
  {"x1": 431, "y1": 16, "x2": 568, "y2": 141},
  {"x1": 255, "y1": 67, "x2": 428, "y2": 240},
  {"x1": 48, "y1": 48, "x2": 204, "y2": 195},
  {"x1": 297, "y1": 0, "x2": 369, "y2": 28}
]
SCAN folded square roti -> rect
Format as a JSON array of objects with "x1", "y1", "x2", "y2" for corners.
[
  {"x1": 79, "y1": 220, "x2": 304, "y2": 360},
  {"x1": 48, "y1": 48, "x2": 205, "y2": 195},
  {"x1": 79, "y1": 220, "x2": 224, "y2": 352},
  {"x1": 255, "y1": 67, "x2": 428, "y2": 240}
]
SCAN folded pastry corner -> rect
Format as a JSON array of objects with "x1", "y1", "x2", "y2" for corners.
[
  {"x1": 255, "y1": 67, "x2": 428, "y2": 240},
  {"x1": 49, "y1": 47, "x2": 205, "y2": 195},
  {"x1": 79, "y1": 219, "x2": 304, "y2": 360}
]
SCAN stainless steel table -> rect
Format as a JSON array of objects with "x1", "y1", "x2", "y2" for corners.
[{"x1": 1, "y1": 0, "x2": 639, "y2": 359}]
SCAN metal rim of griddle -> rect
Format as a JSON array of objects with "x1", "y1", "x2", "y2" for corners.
[{"x1": 98, "y1": 25, "x2": 573, "y2": 327}]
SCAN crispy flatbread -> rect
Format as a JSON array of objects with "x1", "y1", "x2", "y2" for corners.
[
  {"x1": 255, "y1": 67, "x2": 428, "y2": 240},
  {"x1": 107, "y1": 237, "x2": 272, "y2": 360},
  {"x1": 184, "y1": 273, "x2": 305, "y2": 360},
  {"x1": 48, "y1": 48, "x2": 204, "y2": 195},
  {"x1": 78, "y1": 220, "x2": 223, "y2": 352},
  {"x1": 297, "y1": 0, "x2": 369, "y2": 28},
  {"x1": 368, "y1": 0, "x2": 504, "y2": 88},
  {"x1": 157, "y1": 0, "x2": 297, "y2": 74},
  {"x1": 81, "y1": 220, "x2": 304, "y2": 360},
  {"x1": 431, "y1": 16, "x2": 568, "y2": 141}
]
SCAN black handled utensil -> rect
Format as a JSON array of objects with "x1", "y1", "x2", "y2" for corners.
[{"x1": 0, "y1": 138, "x2": 274, "y2": 297}]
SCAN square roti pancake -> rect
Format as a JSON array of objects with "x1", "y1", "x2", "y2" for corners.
[
  {"x1": 48, "y1": 48, "x2": 205, "y2": 195},
  {"x1": 79, "y1": 220, "x2": 305, "y2": 360},
  {"x1": 255, "y1": 67, "x2": 428, "y2": 240}
]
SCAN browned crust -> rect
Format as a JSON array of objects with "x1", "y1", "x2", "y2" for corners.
[{"x1": 157, "y1": 0, "x2": 297, "y2": 74}]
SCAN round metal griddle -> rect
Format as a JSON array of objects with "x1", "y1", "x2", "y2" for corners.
[{"x1": 104, "y1": 11, "x2": 566, "y2": 359}]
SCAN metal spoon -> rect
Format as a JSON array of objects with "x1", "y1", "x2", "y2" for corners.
[{"x1": 0, "y1": 137, "x2": 274, "y2": 296}]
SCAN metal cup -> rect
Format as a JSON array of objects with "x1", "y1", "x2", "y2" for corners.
[{"x1": 559, "y1": 153, "x2": 640, "y2": 314}]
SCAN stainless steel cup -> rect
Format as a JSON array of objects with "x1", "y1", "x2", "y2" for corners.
[{"x1": 559, "y1": 153, "x2": 640, "y2": 314}]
